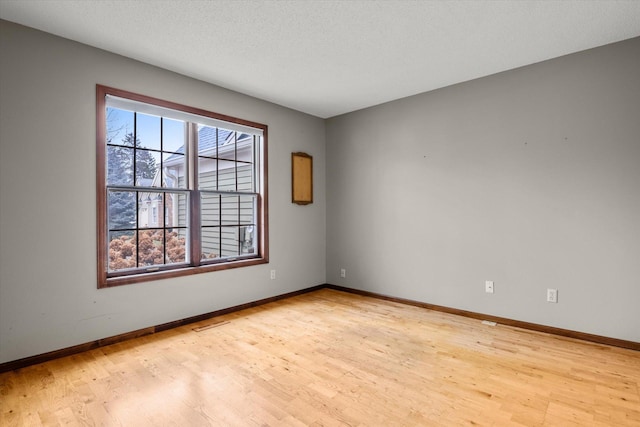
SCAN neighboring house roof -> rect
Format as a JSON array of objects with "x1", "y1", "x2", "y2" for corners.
[
  {"x1": 164, "y1": 127, "x2": 250, "y2": 164},
  {"x1": 199, "y1": 127, "x2": 233, "y2": 152}
]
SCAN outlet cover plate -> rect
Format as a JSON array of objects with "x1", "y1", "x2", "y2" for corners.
[{"x1": 485, "y1": 280, "x2": 494, "y2": 293}]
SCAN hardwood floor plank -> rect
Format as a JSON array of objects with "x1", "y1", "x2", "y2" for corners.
[{"x1": 1, "y1": 289, "x2": 639, "y2": 426}]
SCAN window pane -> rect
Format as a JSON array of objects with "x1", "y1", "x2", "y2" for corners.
[
  {"x1": 138, "y1": 192, "x2": 163, "y2": 228},
  {"x1": 108, "y1": 190, "x2": 136, "y2": 230},
  {"x1": 220, "y1": 227, "x2": 240, "y2": 258},
  {"x1": 138, "y1": 229, "x2": 164, "y2": 266},
  {"x1": 108, "y1": 230, "x2": 136, "y2": 271},
  {"x1": 198, "y1": 159, "x2": 237, "y2": 191},
  {"x1": 201, "y1": 227, "x2": 220, "y2": 260},
  {"x1": 163, "y1": 153, "x2": 186, "y2": 188},
  {"x1": 236, "y1": 163, "x2": 254, "y2": 192},
  {"x1": 162, "y1": 118, "x2": 185, "y2": 153},
  {"x1": 172, "y1": 192, "x2": 189, "y2": 230},
  {"x1": 165, "y1": 192, "x2": 187, "y2": 228},
  {"x1": 240, "y1": 225, "x2": 256, "y2": 255},
  {"x1": 201, "y1": 193, "x2": 220, "y2": 226},
  {"x1": 136, "y1": 149, "x2": 160, "y2": 186},
  {"x1": 107, "y1": 146, "x2": 133, "y2": 185},
  {"x1": 237, "y1": 136, "x2": 255, "y2": 164},
  {"x1": 198, "y1": 157, "x2": 215, "y2": 190},
  {"x1": 197, "y1": 125, "x2": 219, "y2": 157},
  {"x1": 166, "y1": 229, "x2": 187, "y2": 264},
  {"x1": 217, "y1": 160, "x2": 238, "y2": 191},
  {"x1": 216, "y1": 129, "x2": 237, "y2": 161},
  {"x1": 136, "y1": 113, "x2": 161, "y2": 151},
  {"x1": 239, "y1": 195, "x2": 256, "y2": 225},
  {"x1": 106, "y1": 107, "x2": 134, "y2": 146},
  {"x1": 221, "y1": 195, "x2": 239, "y2": 225}
]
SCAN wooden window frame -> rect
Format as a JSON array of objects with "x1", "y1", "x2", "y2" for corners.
[{"x1": 96, "y1": 85, "x2": 269, "y2": 288}]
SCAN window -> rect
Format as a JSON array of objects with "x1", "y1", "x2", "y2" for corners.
[{"x1": 96, "y1": 85, "x2": 268, "y2": 287}]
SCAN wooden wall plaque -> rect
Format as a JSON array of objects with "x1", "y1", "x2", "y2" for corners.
[{"x1": 292, "y1": 152, "x2": 313, "y2": 205}]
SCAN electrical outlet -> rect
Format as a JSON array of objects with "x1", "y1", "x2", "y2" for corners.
[
  {"x1": 270, "y1": 270, "x2": 276, "y2": 280},
  {"x1": 547, "y1": 288, "x2": 558, "y2": 303},
  {"x1": 485, "y1": 280, "x2": 494, "y2": 293},
  {"x1": 340, "y1": 268, "x2": 346, "y2": 278}
]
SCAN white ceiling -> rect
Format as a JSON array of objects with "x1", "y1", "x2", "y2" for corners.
[{"x1": 1, "y1": 1, "x2": 640, "y2": 118}]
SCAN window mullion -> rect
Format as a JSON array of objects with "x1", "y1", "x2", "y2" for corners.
[
  {"x1": 187, "y1": 122, "x2": 197, "y2": 190},
  {"x1": 234, "y1": 132, "x2": 238, "y2": 192},
  {"x1": 133, "y1": 113, "x2": 139, "y2": 268},
  {"x1": 218, "y1": 194, "x2": 222, "y2": 258},
  {"x1": 162, "y1": 193, "x2": 166, "y2": 266},
  {"x1": 215, "y1": 128, "x2": 219, "y2": 190},
  {"x1": 190, "y1": 190, "x2": 201, "y2": 267},
  {"x1": 188, "y1": 122, "x2": 201, "y2": 266},
  {"x1": 237, "y1": 194, "x2": 241, "y2": 256},
  {"x1": 253, "y1": 135, "x2": 258, "y2": 193},
  {"x1": 160, "y1": 119, "x2": 165, "y2": 266}
]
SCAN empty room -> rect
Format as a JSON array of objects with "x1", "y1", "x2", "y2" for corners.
[{"x1": 1, "y1": 1, "x2": 639, "y2": 425}]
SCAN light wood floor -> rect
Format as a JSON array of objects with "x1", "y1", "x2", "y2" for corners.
[{"x1": 1, "y1": 289, "x2": 639, "y2": 426}]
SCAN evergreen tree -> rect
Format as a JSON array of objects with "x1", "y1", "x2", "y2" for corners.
[{"x1": 107, "y1": 132, "x2": 157, "y2": 230}]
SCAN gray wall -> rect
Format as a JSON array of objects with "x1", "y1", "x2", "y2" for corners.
[
  {"x1": 326, "y1": 37, "x2": 640, "y2": 342},
  {"x1": 0, "y1": 20, "x2": 326, "y2": 363},
  {"x1": 1, "y1": 20, "x2": 638, "y2": 364}
]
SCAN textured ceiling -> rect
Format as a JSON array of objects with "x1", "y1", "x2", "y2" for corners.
[{"x1": 1, "y1": 0, "x2": 640, "y2": 118}]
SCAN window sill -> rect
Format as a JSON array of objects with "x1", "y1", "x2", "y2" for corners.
[{"x1": 99, "y1": 256, "x2": 268, "y2": 288}]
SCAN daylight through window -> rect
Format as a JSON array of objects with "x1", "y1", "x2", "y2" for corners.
[{"x1": 97, "y1": 85, "x2": 268, "y2": 287}]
